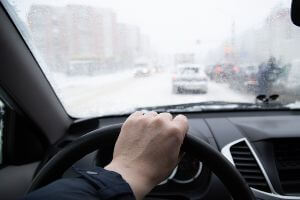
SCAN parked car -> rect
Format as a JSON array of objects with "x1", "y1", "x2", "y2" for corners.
[
  {"x1": 134, "y1": 67, "x2": 151, "y2": 77},
  {"x1": 210, "y1": 64, "x2": 226, "y2": 82},
  {"x1": 210, "y1": 63, "x2": 242, "y2": 85},
  {"x1": 242, "y1": 65, "x2": 259, "y2": 93},
  {"x1": 133, "y1": 59, "x2": 152, "y2": 77},
  {"x1": 172, "y1": 65, "x2": 208, "y2": 94},
  {"x1": 224, "y1": 64, "x2": 242, "y2": 82}
]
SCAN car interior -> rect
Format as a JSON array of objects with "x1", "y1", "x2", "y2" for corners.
[{"x1": 1, "y1": 0, "x2": 300, "y2": 199}]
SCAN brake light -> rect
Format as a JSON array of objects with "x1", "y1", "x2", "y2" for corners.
[
  {"x1": 215, "y1": 66, "x2": 223, "y2": 73},
  {"x1": 233, "y1": 66, "x2": 240, "y2": 73}
]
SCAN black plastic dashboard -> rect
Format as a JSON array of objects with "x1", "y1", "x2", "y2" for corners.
[{"x1": 69, "y1": 110, "x2": 300, "y2": 200}]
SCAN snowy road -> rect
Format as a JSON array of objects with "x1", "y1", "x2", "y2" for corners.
[{"x1": 53, "y1": 72, "x2": 254, "y2": 117}]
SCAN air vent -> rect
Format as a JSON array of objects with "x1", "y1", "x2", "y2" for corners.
[
  {"x1": 274, "y1": 139, "x2": 300, "y2": 195},
  {"x1": 230, "y1": 141, "x2": 271, "y2": 193}
]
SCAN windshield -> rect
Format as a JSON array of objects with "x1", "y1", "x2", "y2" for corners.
[{"x1": 3, "y1": 0, "x2": 300, "y2": 117}]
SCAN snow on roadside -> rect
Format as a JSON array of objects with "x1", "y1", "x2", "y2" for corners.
[
  {"x1": 52, "y1": 70, "x2": 134, "y2": 89},
  {"x1": 53, "y1": 72, "x2": 255, "y2": 118}
]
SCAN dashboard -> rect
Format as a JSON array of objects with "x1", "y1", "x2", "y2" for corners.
[{"x1": 69, "y1": 110, "x2": 300, "y2": 200}]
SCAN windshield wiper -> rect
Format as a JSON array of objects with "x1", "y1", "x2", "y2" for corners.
[{"x1": 136, "y1": 100, "x2": 288, "y2": 113}]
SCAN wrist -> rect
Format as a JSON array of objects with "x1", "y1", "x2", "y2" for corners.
[{"x1": 105, "y1": 161, "x2": 155, "y2": 200}]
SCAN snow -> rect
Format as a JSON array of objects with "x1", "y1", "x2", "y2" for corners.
[
  {"x1": 287, "y1": 101, "x2": 300, "y2": 109},
  {"x1": 52, "y1": 71, "x2": 254, "y2": 118}
]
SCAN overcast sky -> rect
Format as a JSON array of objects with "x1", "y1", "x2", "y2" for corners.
[{"x1": 7, "y1": 0, "x2": 290, "y2": 53}]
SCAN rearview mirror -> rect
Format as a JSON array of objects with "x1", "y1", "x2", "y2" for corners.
[{"x1": 291, "y1": 0, "x2": 300, "y2": 26}]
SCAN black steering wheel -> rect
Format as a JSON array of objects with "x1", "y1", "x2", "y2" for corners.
[{"x1": 27, "y1": 124, "x2": 255, "y2": 200}]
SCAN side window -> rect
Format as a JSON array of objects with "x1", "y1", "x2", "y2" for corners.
[{"x1": 0, "y1": 99, "x2": 4, "y2": 164}]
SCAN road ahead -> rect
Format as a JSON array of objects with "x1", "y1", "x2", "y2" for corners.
[{"x1": 54, "y1": 72, "x2": 254, "y2": 117}]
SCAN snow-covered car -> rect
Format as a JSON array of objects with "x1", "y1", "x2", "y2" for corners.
[
  {"x1": 134, "y1": 67, "x2": 151, "y2": 77},
  {"x1": 242, "y1": 65, "x2": 259, "y2": 93},
  {"x1": 172, "y1": 65, "x2": 208, "y2": 94},
  {"x1": 133, "y1": 59, "x2": 152, "y2": 77}
]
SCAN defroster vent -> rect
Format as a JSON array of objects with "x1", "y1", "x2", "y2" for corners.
[
  {"x1": 230, "y1": 141, "x2": 271, "y2": 193},
  {"x1": 274, "y1": 139, "x2": 300, "y2": 195}
]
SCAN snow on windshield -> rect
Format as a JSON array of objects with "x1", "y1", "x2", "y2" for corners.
[{"x1": 4, "y1": 0, "x2": 300, "y2": 118}]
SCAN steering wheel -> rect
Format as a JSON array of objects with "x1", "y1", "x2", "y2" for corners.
[{"x1": 27, "y1": 124, "x2": 255, "y2": 200}]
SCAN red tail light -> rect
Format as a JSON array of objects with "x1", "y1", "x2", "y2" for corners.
[
  {"x1": 233, "y1": 66, "x2": 240, "y2": 73},
  {"x1": 215, "y1": 66, "x2": 223, "y2": 73}
]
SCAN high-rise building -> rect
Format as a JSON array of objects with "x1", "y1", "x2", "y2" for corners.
[
  {"x1": 65, "y1": 6, "x2": 117, "y2": 61},
  {"x1": 115, "y1": 23, "x2": 141, "y2": 67},
  {"x1": 28, "y1": 5, "x2": 68, "y2": 72},
  {"x1": 27, "y1": 4, "x2": 150, "y2": 73}
]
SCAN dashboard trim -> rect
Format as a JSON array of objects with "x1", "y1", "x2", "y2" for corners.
[
  {"x1": 221, "y1": 138, "x2": 276, "y2": 193},
  {"x1": 221, "y1": 138, "x2": 300, "y2": 199},
  {"x1": 252, "y1": 188, "x2": 300, "y2": 200},
  {"x1": 172, "y1": 161, "x2": 203, "y2": 184},
  {"x1": 158, "y1": 166, "x2": 178, "y2": 185}
]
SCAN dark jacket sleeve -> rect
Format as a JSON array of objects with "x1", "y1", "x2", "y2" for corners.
[{"x1": 22, "y1": 167, "x2": 135, "y2": 200}]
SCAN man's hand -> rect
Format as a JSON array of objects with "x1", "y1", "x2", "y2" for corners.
[{"x1": 105, "y1": 111, "x2": 188, "y2": 200}]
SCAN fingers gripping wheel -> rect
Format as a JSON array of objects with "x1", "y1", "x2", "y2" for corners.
[{"x1": 27, "y1": 124, "x2": 255, "y2": 200}]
